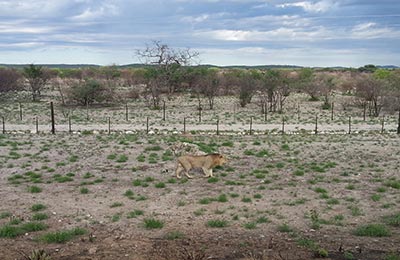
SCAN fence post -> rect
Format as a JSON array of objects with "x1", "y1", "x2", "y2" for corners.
[
  {"x1": 264, "y1": 103, "x2": 268, "y2": 122},
  {"x1": 249, "y1": 116, "x2": 253, "y2": 135},
  {"x1": 297, "y1": 103, "x2": 300, "y2": 121},
  {"x1": 183, "y1": 117, "x2": 187, "y2": 134},
  {"x1": 19, "y1": 102, "x2": 23, "y2": 121},
  {"x1": 331, "y1": 102, "x2": 334, "y2": 121},
  {"x1": 86, "y1": 102, "x2": 89, "y2": 121},
  {"x1": 146, "y1": 117, "x2": 149, "y2": 134},
  {"x1": 2, "y1": 116, "x2": 5, "y2": 134},
  {"x1": 36, "y1": 116, "x2": 39, "y2": 134},
  {"x1": 216, "y1": 119, "x2": 220, "y2": 135},
  {"x1": 315, "y1": 114, "x2": 318, "y2": 135},
  {"x1": 108, "y1": 117, "x2": 111, "y2": 135},
  {"x1": 50, "y1": 102, "x2": 55, "y2": 135},
  {"x1": 381, "y1": 116, "x2": 385, "y2": 134},
  {"x1": 125, "y1": 103, "x2": 129, "y2": 121},
  {"x1": 163, "y1": 101, "x2": 166, "y2": 121},
  {"x1": 398, "y1": 110, "x2": 400, "y2": 134},
  {"x1": 282, "y1": 117, "x2": 285, "y2": 134},
  {"x1": 348, "y1": 116, "x2": 351, "y2": 134},
  {"x1": 68, "y1": 116, "x2": 72, "y2": 134},
  {"x1": 198, "y1": 105, "x2": 202, "y2": 123}
]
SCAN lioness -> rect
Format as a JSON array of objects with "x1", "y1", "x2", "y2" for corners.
[{"x1": 175, "y1": 153, "x2": 227, "y2": 179}]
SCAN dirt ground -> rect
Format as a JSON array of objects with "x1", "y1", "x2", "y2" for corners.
[{"x1": 0, "y1": 132, "x2": 399, "y2": 260}]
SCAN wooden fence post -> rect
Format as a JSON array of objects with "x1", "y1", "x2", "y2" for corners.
[
  {"x1": 381, "y1": 116, "x2": 385, "y2": 134},
  {"x1": 249, "y1": 116, "x2": 253, "y2": 135},
  {"x1": 315, "y1": 114, "x2": 318, "y2": 134},
  {"x1": 2, "y1": 116, "x2": 5, "y2": 134},
  {"x1": 68, "y1": 116, "x2": 72, "y2": 134},
  {"x1": 216, "y1": 119, "x2": 220, "y2": 135},
  {"x1": 125, "y1": 103, "x2": 129, "y2": 121},
  {"x1": 108, "y1": 117, "x2": 111, "y2": 135},
  {"x1": 282, "y1": 117, "x2": 285, "y2": 134},
  {"x1": 331, "y1": 102, "x2": 334, "y2": 121},
  {"x1": 19, "y1": 102, "x2": 23, "y2": 121},
  {"x1": 183, "y1": 117, "x2": 187, "y2": 134},
  {"x1": 348, "y1": 116, "x2": 351, "y2": 134},
  {"x1": 50, "y1": 102, "x2": 55, "y2": 135},
  {"x1": 36, "y1": 117, "x2": 39, "y2": 134},
  {"x1": 163, "y1": 101, "x2": 166, "y2": 121},
  {"x1": 146, "y1": 117, "x2": 149, "y2": 134}
]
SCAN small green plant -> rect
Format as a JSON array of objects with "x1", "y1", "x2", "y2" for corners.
[
  {"x1": 110, "y1": 202, "x2": 123, "y2": 208},
  {"x1": 315, "y1": 248, "x2": 329, "y2": 258},
  {"x1": 385, "y1": 253, "x2": 400, "y2": 260},
  {"x1": 354, "y1": 224, "x2": 391, "y2": 237},
  {"x1": 344, "y1": 251, "x2": 355, "y2": 260},
  {"x1": 32, "y1": 213, "x2": 49, "y2": 221},
  {"x1": 0, "y1": 212, "x2": 12, "y2": 219},
  {"x1": 40, "y1": 227, "x2": 86, "y2": 243},
  {"x1": 22, "y1": 249, "x2": 52, "y2": 260},
  {"x1": 155, "y1": 182, "x2": 166, "y2": 188},
  {"x1": 127, "y1": 209, "x2": 144, "y2": 219},
  {"x1": 208, "y1": 177, "x2": 219, "y2": 183},
  {"x1": 116, "y1": 154, "x2": 128, "y2": 163},
  {"x1": 217, "y1": 194, "x2": 228, "y2": 203},
  {"x1": 28, "y1": 186, "x2": 42, "y2": 193},
  {"x1": 31, "y1": 204, "x2": 47, "y2": 212},
  {"x1": 383, "y1": 213, "x2": 400, "y2": 227},
  {"x1": 164, "y1": 230, "x2": 184, "y2": 240},
  {"x1": 80, "y1": 187, "x2": 89, "y2": 194},
  {"x1": 277, "y1": 223, "x2": 293, "y2": 233},
  {"x1": 243, "y1": 222, "x2": 257, "y2": 229},
  {"x1": 206, "y1": 219, "x2": 229, "y2": 228},
  {"x1": 241, "y1": 197, "x2": 252, "y2": 203},
  {"x1": 143, "y1": 218, "x2": 164, "y2": 229}
]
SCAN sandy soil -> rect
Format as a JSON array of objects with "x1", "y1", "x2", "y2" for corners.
[{"x1": 0, "y1": 132, "x2": 399, "y2": 260}]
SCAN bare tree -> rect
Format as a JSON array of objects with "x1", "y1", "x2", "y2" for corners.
[
  {"x1": 354, "y1": 74, "x2": 384, "y2": 117},
  {"x1": 136, "y1": 41, "x2": 199, "y2": 108}
]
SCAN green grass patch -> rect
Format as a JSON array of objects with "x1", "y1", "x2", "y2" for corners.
[
  {"x1": 40, "y1": 227, "x2": 86, "y2": 243},
  {"x1": 206, "y1": 219, "x2": 229, "y2": 228},
  {"x1": 143, "y1": 218, "x2": 164, "y2": 229},
  {"x1": 354, "y1": 224, "x2": 391, "y2": 237}
]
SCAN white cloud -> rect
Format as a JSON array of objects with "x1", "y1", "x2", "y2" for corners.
[
  {"x1": 195, "y1": 27, "x2": 330, "y2": 42},
  {"x1": 70, "y1": 2, "x2": 119, "y2": 21},
  {"x1": 351, "y1": 22, "x2": 400, "y2": 39},
  {"x1": 277, "y1": 0, "x2": 337, "y2": 13}
]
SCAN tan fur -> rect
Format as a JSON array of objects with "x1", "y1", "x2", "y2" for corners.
[{"x1": 175, "y1": 153, "x2": 227, "y2": 179}]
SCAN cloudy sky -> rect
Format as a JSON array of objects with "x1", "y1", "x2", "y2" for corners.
[{"x1": 0, "y1": 0, "x2": 399, "y2": 67}]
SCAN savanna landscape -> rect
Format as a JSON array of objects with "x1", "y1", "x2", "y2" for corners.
[{"x1": 0, "y1": 62, "x2": 400, "y2": 260}]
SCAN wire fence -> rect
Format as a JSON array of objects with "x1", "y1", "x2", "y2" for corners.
[{"x1": 1, "y1": 101, "x2": 400, "y2": 135}]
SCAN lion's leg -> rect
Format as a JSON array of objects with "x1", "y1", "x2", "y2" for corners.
[
  {"x1": 202, "y1": 167, "x2": 213, "y2": 177},
  {"x1": 184, "y1": 170, "x2": 193, "y2": 179},
  {"x1": 175, "y1": 163, "x2": 184, "y2": 179}
]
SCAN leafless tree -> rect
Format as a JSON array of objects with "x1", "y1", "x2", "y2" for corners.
[
  {"x1": 354, "y1": 74, "x2": 384, "y2": 117},
  {"x1": 136, "y1": 41, "x2": 199, "y2": 108}
]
